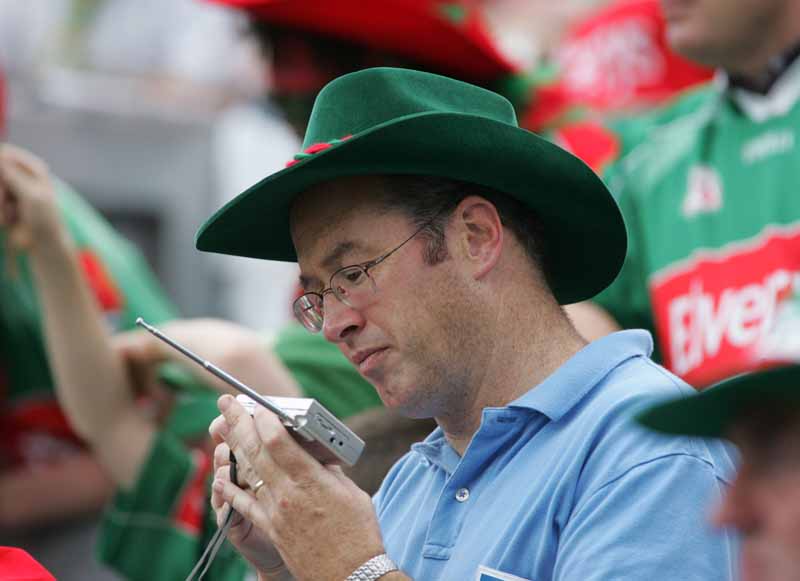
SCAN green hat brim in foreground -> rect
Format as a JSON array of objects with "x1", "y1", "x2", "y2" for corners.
[
  {"x1": 636, "y1": 364, "x2": 800, "y2": 438},
  {"x1": 196, "y1": 111, "x2": 625, "y2": 305}
]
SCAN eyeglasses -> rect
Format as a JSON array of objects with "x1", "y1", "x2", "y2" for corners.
[{"x1": 293, "y1": 217, "x2": 436, "y2": 333}]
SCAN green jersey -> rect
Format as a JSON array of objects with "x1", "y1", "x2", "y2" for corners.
[
  {"x1": 0, "y1": 182, "x2": 177, "y2": 468},
  {"x1": 596, "y1": 60, "x2": 800, "y2": 388},
  {"x1": 99, "y1": 396, "x2": 251, "y2": 581}
]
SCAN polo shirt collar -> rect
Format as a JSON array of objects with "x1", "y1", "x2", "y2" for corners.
[
  {"x1": 507, "y1": 330, "x2": 652, "y2": 420},
  {"x1": 411, "y1": 330, "x2": 653, "y2": 467}
]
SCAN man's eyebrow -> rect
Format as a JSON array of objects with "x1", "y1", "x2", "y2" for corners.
[
  {"x1": 298, "y1": 240, "x2": 364, "y2": 291},
  {"x1": 298, "y1": 273, "x2": 319, "y2": 292},
  {"x1": 321, "y1": 240, "x2": 361, "y2": 270}
]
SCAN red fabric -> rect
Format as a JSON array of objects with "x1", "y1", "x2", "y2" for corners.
[
  {"x1": 521, "y1": 82, "x2": 576, "y2": 133},
  {"x1": 0, "y1": 548, "x2": 56, "y2": 581},
  {"x1": 555, "y1": 0, "x2": 712, "y2": 111},
  {"x1": 0, "y1": 400, "x2": 82, "y2": 466},
  {"x1": 521, "y1": 0, "x2": 712, "y2": 134},
  {"x1": 553, "y1": 122, "x2": 621, "y2": 174},
  {"x1": 78, "y1": 249, "x2": 124, "y2": 312},
  {"x1": 203, "y1": 0, "x2": 518, "y2": 83},
  {"x1": 172, "y1": 449, "x2": 213, "y2": 535}
]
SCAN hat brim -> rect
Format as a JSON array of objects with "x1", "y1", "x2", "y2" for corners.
[
  {"x1": 196, "y1": 112, "x2": 626, "y2": 305},
  {"x1": 205, "y1": 0, "x2": 518, "y2": 83},
  {"x1": 636, "y1": 365, "x2": 800, "y2": 438}
]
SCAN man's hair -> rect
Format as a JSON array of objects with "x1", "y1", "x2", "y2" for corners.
[{"x1": 379, "y1": 175, "x2": 550, "y2": 283}]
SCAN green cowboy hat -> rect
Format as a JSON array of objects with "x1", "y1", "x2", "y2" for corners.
[
  {"x1": 637, "y1": 364, "x2": 800, "y2": 438},
  {"x1": 195, "y1": 67, "x2": 626, "y2": 304}
]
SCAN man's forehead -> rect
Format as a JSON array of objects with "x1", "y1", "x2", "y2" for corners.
[
  {"x1": 290, "y1": 176, "x2": 388, "y2": 241},
  {"x1": 290, "y1": 176, "x2": 399, "y2": 286}
]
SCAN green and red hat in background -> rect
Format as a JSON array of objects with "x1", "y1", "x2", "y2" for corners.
[
  {"x1": 196, "y1": 67, "x2": 627, "y2": 306},
  {"x1": 204, "y1": 0, "x2": 520, "y2": 87}
]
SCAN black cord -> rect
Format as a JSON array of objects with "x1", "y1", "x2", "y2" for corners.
[{"x1": 184, "y1": 452, "x2": 239, "y2": 581}]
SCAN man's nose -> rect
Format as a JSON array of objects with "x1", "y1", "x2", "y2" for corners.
[{"x1": 322, "y1": 294, "x2": 365, "y2": 342}]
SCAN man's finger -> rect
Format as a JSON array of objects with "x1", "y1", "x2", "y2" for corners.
[
  {"x1": 213, "y1": 477, "x2": 273, "y2": 534},
  {"x1": 209, "y1": 414, "x2": 229, "y2": 444},
  {"x1": 219, "y1": 395, "x2": 293, "y2": 493},
  {"x1": 252, "y1": 406, "x2": 320, "y2": 479},
  {"x1": 213, "y1": 442, "x2": 232, "y2": 473}
]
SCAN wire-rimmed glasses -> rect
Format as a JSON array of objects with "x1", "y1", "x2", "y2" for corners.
[{"x1": 293, "y1": 217, "x2": 437, "y2": 333}]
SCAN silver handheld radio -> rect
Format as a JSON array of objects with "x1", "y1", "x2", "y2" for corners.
[{"x1": 136, "y1": 318, "x2": 364, "y2": 466}]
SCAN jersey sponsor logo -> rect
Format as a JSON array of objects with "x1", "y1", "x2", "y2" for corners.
[
  {"x1": 476, "y1": 565, "x2": 532, "y2": 581},
  {"x1": 741, "y1": 129, "x2": 795, "y2": 165},
  {"x1": 650, "y1": 224, "x2": 800, "y2": 387},
  {"x1": 682, "y1": 164, "x2": 723, "y2": 218},
  {"x1": 559, "y1": 17, "x2": 665, "y2": 108}
]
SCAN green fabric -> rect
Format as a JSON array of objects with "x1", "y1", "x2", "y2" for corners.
[
  {"x1": 98, "y1": 403, "x2": 250, "y2": 581},
  {"x1": 0, "y1": 181, "x2": 177, "y2": 465},
  {"x1": 273, "y1": 323, "x2": 381, "y2": 419},
  {"x1": 595, "y1": 82, "x2": 800, "y2": 387},
  {"x1": 196, "y1": 67, "x2": 625, "y2": 306},
  {"x1": 637, "y1": 364, "x2": 800, "y2": 437}
]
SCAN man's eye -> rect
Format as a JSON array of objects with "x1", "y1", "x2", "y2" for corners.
[{"x1": 344, "y1": 270, "x2": 365, "y2": 283}]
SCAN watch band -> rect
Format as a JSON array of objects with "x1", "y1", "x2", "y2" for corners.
[{"x1": 345, "y1": 553, "x2": 398, "y2": 581}]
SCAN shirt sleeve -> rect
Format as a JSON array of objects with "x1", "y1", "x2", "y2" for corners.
[{"x1": 553, "y1": 454, "x2": 737, "y2": 581}]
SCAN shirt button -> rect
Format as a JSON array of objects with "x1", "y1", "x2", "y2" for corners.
[{"x1": 455, "y1": 487, "x2": 470, "y2": 502}]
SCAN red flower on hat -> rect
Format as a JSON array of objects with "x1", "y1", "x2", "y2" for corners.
[{"x1": 285, "y1": 134, "x2": 353, "y2": 168}]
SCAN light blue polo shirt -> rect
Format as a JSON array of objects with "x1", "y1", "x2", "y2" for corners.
[{"x1": 374, "y1": 330, "x2": 738, "y2": 581}]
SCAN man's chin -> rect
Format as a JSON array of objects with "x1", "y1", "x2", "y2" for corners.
[{"x1": 376, "y1": 387, "x2": 432, "y2": 419}]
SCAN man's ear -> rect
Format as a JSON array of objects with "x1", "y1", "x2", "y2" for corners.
[{"x1": 454, "y1": 195, "x2": 503, "y2": 280}]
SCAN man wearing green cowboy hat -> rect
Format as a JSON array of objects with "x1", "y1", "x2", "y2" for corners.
[
  {"x1": 638, "y1": 363, "x2": 800, "y2": 581},
  {"x1": 204, "y1": 67, "x2": 736, "y2": 581}
]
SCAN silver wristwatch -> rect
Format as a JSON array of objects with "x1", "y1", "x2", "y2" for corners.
[{"x1": 345, "y1": 554, "x2": 398, "y2": 581}]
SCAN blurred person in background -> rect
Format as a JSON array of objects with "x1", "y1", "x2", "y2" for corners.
[
  {"x1": 637, "y1": 364, "x2": 800, "y2": 581},
  {"x1": 569, "y1": 0, "x2": 800, "y2": 389},
  {"x1": 0, "y1": 93, "x2": 176, "y2": 581}
]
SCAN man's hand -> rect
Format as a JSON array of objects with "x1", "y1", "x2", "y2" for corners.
[
  {"x1": 210, "y1": 441, "x2": 289, "y2": 577},
  {"x1": 209, "y1": 395, "x2": 387, "y2": 581},
  {"x1": 0, "y1": 144, "x2": 65, "y2": 254}
]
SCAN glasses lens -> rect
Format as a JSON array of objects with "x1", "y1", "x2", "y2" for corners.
[
  {"x1": 293, "y1": 293, "x2": 324, "y2": 332},
  {"x1": 331, "y1": 266, "x2": 375, "y2": 306}
]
